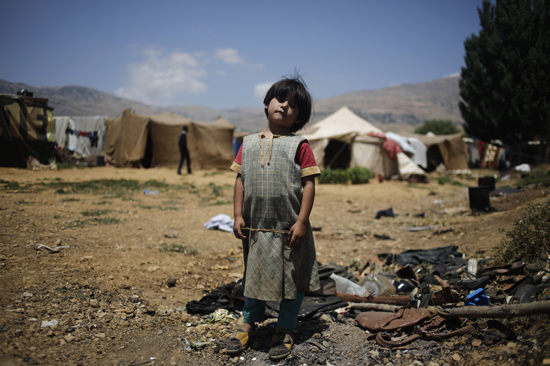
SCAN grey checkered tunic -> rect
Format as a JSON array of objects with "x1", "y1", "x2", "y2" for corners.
[{"x1": 240, "y1": 134, "x2": 320, "y2": 301}]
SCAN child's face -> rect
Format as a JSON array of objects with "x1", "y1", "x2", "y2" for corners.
[{"x1": 265, "y1": 94, "x2": 299, "y2": 130}]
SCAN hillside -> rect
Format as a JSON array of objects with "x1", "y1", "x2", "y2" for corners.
[{"x1": 0, "y1": 76, "x2": 462, "y2": 133}]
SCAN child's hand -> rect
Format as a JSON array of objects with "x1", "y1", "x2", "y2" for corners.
[
  {"x1": 233, "y1": 216, "x2": 247, "y2": 239},
  {"x1": 288, "y1": 221, "x2": 306, "y2": 248}
]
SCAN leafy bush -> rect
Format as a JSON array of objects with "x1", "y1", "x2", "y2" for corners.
[
  {"x1": 318, "y1": 166, "x2": 372, "y2": 185},
  {"x1": 318, "y1": 168, "x2": 349, "y2": 184},
  {"x1": 494, "y1": 198, "x2": 550, "y2": 265},
  {"x1": 347, "y1": 166, "x2": 372, "y2": 184},
  {"x1": 414, "y1": 119, "x2": 461, "y2": 135}
]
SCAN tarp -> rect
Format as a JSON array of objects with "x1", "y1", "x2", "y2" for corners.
[
  {"x1": 299, "y1": 106, "x2": 426, "y2": 179},
  {"x1": 0, "y1": 94, "x2": 55, "y2": 167},
  {"x1": 105, "y1": 109, "x2": 236, "y2": 170},
  {"x1": 55, "y1": 116, "x2": 107, "y2": 158},
  {"x1": 401, "y1": 132, "x2": 468, "y2": 171}
]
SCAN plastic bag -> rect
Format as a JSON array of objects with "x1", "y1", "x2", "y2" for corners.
[{"x1": 330, "y1": 273, "x2": 366, "y2": 296}]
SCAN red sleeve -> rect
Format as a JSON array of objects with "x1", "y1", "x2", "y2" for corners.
[
  {"x1": 234, "y1": 144, "x2": 243, "y2": 165},
  {"x1": 295, "y1": 141, "x2": 318, "y2": 168}
]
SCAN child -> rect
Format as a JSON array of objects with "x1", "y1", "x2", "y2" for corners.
[{"x1": 228, "y1": 75, "x2": 320, "y2": 360}]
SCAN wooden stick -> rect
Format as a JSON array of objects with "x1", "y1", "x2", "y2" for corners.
[
  {"x1": 431, "y1": 300, "x2": 550, "y2": 319},
  {"x1": 347, "y1": 303, "x2": 401, "y2": 312},
  {"x1": 243, "y1": 227, "x2": 290, "y2": 234},
  {"x1": 337, "y1": 288, "x2": 460, "y2": 306}
]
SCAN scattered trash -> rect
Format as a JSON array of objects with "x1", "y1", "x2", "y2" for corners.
[
  {"x1": 330, "y1": 273, "x2": 366, "y2": 296},
  {"x1": 515, "y1": 163, "x2": 531, "y2": 172},
  {"x1": 204, "y1": 214, "x2": 234, "y2": 233},
  {"x1": 404, "y1": 225, "x2": 436, "y2": 232},
  {"x1": 143, "y1": 189, "x2": 160, "y2": 195},
  {"x1": 465, "y1": 288, "x2": 489, "y2": 306},
  {"x1": 373, "y1": 234, "x2": 394, "y2": 240},
  {"x1": 374, "y1": 207, "x2": 397, "y2": 219},
  {"x1": 26, "y1": 244, "x2": 70, "y2": 253},
  {"x1": 41, "y1": 320, "x2": 59, "y2": 328},
  {"x1": 358, "y1": 273, "x2": 396, "y2": 297}
]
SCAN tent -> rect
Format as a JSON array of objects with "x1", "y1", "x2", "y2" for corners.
[
  {"x1": 0, "y1": 94, "x2": 55, "y2": 167},
  {"x1": 54, "y1": 116, "x2": 107, "y2": 158},
  {"x1": 401, "y1": 132, "x2": 469, "y2": 172},
  {"x1": 299, "y1": 106, "x2": 426, "y2": 179},
  {"x1": 104, "y1": 109, "x2": 235, "y2": 170}
]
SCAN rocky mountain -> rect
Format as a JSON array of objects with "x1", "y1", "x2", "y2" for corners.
[{"x1": 0, "y1": 76, "x2": 462, "y2": 133}]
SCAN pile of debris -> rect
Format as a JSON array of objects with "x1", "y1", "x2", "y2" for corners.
[{"x1": 185, "y1": 246, "x2": 550, "y2": 363}]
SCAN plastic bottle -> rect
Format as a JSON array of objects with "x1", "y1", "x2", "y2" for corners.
[{"x1": 358, "y1": 273, "x2": 397, "y2": 297}]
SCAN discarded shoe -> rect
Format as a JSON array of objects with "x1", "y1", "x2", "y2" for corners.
[
  {"x1": 478, "y1": 260, "x2": 526, "y2": 278},
  {"x1": 226, "y1": 329, "x2": 255, "y2": 355},
  {"x1": 269, "y1": 332, "x2": 293, "y2": 360},
  {"x1": 526, "y1": 250, "x2": 550, "y2": 273},
  {"x1": 457, "y1": 276, "x2": 491, "y2": 290},
  {"x1": 503, "y1": 275, "x2": 534, "y2": 296}
]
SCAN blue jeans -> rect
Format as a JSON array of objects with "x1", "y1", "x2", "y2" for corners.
[{"x1": 243, "y1": 292, "x2": 304, "y2": 330}]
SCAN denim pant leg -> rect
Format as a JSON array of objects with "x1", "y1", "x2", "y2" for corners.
[
  {"x1": 277, "y1": 292, "x2": 304, "y2": 330},
  {"x1": 243, "y1": 297, "x2": 266, "y2": 324}
]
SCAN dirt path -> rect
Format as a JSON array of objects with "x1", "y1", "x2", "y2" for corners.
[{"x1": 0, "y1": 166, "x2": 548, "y2": 365}]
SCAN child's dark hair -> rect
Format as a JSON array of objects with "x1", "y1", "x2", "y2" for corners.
[{"x1": 263, "y1": 74, "x2": 313, "y2": 133}]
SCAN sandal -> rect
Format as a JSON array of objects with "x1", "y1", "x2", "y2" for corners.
[
  {"x1": 226, "y1": 329, "x2": 255, "y2": 355},
  {"x1": 269, "y1": 332, "x2": 293, "y2": 360}
]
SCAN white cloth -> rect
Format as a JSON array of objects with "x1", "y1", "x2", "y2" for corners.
[
  {"x1": 204, "y1": 214, "x2": 234, "y2": 233},
  {"x1": 515, "y1": 163, "x2": 531, "y2": 172},
  {"x1": 386, "y1": 132, "x2": 428, "y2": 168}
]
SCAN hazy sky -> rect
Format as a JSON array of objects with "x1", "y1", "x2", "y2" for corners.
[{"x1": 1, "y1": 0, "x2": 482, "y2": 110}]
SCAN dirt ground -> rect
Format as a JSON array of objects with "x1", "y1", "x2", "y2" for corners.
[{"x1": 1, "y1": 165, "x2": 549, "y2": 366}]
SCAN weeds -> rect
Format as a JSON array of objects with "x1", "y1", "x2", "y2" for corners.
[
  {"x1": 436, "y1": 175, "x2": 468, "y2": 187},
  {"x1": 158, "y1": 243, "x2": 198, "y2": 255},
  {"x1": 517, "y1": 167, "x2": 550, "y2": 187},
  {"x1": 81, "y1": 210, "x2": 112, "y2": 217},
  {"x1": 319, "y1": 166, "x2": 372, "y2": 184},
  {"x1": 67, "y1": 217, "x2": 122, "y2": 228},
  {"x1": 17, "y1": 200, "x2": 34, "y2": 205},
  {"x1": 494, "y1": 198, "x2": 550, "y2": 265}
]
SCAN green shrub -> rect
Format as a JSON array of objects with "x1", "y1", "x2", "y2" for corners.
[
  {"x1": 414, "y1": 119, "x2": 461, "y2": 135},
  {"x1": 318, "y1": 166, "x2": 372, "y2": 185},
  {"x1": 494, "y1": 198, "x2": 550, "y2": 265},
  {"x1": 318, "y1": 168, "x2": 349, "y2": 184},
  {"x1": 347, "y1": 166, "x2": 372, "y2": 184}
]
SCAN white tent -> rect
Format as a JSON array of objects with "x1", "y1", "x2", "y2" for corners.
[
  {"x1": 299, "y1": 106, "x2": 426, "y2": 179},
  {"x1": 55, "y1": 116, "x2": 107, "y2": 157}
]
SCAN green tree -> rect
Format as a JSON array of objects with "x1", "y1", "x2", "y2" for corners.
[
  {"x1": 414, "y1": 119, "x2": 461, "y2": 135},
  {"x1": 459, "y1": 0, "x2": 550, "y2": 156}
]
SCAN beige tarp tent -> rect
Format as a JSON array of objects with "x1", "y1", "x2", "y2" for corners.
[
  {"x1": 104, "y1": 109, "x2": 235, "y2": 170},
  {"x1": 299, "y1": 106, "x2": 426, "y2": 179},
  {"x1": 402, "y1": 132, "x2": 469, "y2": 171}
]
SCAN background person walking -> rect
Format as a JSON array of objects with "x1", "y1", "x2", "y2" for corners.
[{"x1": 177, "y1": 126, "x2": 191, "y2": 174}]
